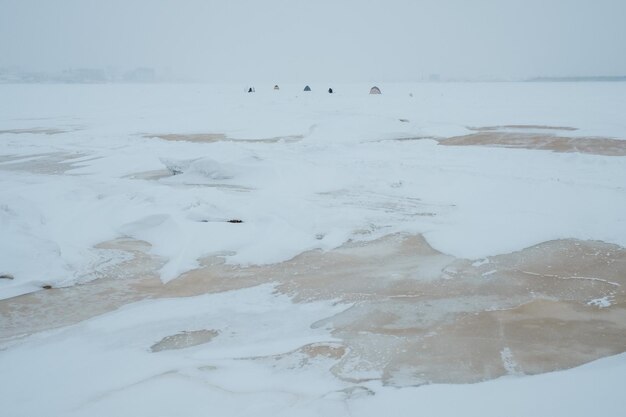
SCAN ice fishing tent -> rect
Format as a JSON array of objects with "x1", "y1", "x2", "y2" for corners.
[
  {"x1": 369, "y1": 86, "x2": 381, "y2": 94},
  {"x1": 274, "y1": 85, "x2": 280, "y2": 90},
  {"x1": 303, "y1": 85, "x2": 311, "y2": 91}
]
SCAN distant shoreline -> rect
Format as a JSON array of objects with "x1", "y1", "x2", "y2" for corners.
[
  {"x1": 526, "y1": 76, "x2": 626, "y2": 82},
  {"x1": 2, "y1": 77, "x2": 626, "y2": 85}
]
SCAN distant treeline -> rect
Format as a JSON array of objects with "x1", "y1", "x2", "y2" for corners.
[
  {"x1": 0, "y1": 67, "x2": 158, "y2": 84},
  {"x1": 526, "y1": 76, "x2": 626, "y2": 82}
]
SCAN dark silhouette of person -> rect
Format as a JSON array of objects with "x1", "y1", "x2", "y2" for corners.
[
  {"x1": 328, "y1": 88, "x2": 333, "y2": 94},
  {"x1": 248, "y1": 87, "x2": 253, "y2": 93}
]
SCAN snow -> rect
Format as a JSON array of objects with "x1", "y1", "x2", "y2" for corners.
[
  {"x1": 588, "y1": 295, "x2": 614, "y2": 308},
  {"x1": 1, "y1": 284, "x2": 625, "y2": 417},
  {"x1": 1, "y1": 82, "x2": 625, "y2": 296},
  {"x1": 1, "y1": 82, "x2": 626, "y2": 415}
]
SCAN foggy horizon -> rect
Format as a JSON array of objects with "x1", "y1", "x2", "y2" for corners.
[{"x1": 2, "y1": 0, "x2": 626, "y2": 83}]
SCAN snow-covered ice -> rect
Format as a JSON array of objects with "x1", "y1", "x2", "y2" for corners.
[
  {"x1": 1, "y1": 82, "x2": 626, "y2": 416},
  {"x1": 1, "y1": 82, "x2": 625, "y2": 294},
  {"x1": 2, "y1": 284, "x2": 626, "y2": 417}
]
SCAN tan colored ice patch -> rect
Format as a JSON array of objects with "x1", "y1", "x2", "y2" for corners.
[
  {"x1": 0, "y1": 128, "x2": 69, "y2": 135},
  {"x1": 439, "y1": 125, "x2": 626, "y2": 156},
  {"x1": 471, "y1": 125, "x2": 578, "y2": 132},
  {"x1": 145, "y1": 133, "x2": 303, "y2": 144},
  {"x1": 300, "y1": 342, "x2": 347, "y2": 360},
  {"x1": 0, "y1": 152, "x2": 90, "y2": 174},
  {"x1": 0, "y1": 239, "x2": 166, "y2": 340},
  {"x1": 363, "y1": 299, "x2": 626, "y2": 385},
  {"x1": 249, "y1": 342, "x2": 347, "y2": 369},
  {"x1": 2, "y1": 234, "x2": 625, "y2": 386},
  {"x1": 150, "y1": 329, "x2": 219, "y2": 352}
]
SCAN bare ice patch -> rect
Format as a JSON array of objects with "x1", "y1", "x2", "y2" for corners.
[
  {"x1": 3, "y1": 234, "x2": 625, "y2": 386},
  {"x1": 0, "y1": 128, "x2": 70, "y2": 135},
  {"x1": 150, "y1": 329, "x2": 219, "y2": 352},
  {"x1": 0, "y1": 152, "x2": 90, "y2": 174},
  {"x1": 437, "y1": 125, "x2": 626, "y2": 156}
]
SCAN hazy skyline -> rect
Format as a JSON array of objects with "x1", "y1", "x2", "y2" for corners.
[{"x1": 2, "y1": 0, "x2": 626, "y2": 82}]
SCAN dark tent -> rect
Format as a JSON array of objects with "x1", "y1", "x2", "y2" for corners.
[
  {"x1": 328, "y1": 88, "x2": 333, "y2": 94},
  {"x1": 369, "y1": 86, "x2": 381, "y2": 94},
  {"x1": 303, "y1": 85, "x2": 311, "y2": 91}
]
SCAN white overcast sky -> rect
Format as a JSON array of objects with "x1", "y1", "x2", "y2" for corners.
[{"x1": 1, "y1": 0, "x2": 625, "y2": 81}]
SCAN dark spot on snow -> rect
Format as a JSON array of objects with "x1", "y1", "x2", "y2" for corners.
[
  {"x1": 42, "y1": 285, "x2": 53, "y2": 290},
  {"x1": 399, "y1": 119, "x2": 410, "y2": 123},
  {"x1": 227, "y1": 219, "x2": 243, "y2": 224},
  {"x1": 0, "y1": 274, "x2": 14, "y2": 280}
]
